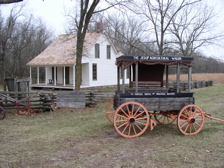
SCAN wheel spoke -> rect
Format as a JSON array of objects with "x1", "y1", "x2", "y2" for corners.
[
  {"x1": 116, "y1": 113, "x2": 128, "y2": 119},
  {"x1": 133, "y1": 106, "x2": 141, "y2": 116},
  {"x1": 118, "y1": 122, "x2": 128, "y2": 129},
  {"x1": 128, "y1": 124, "x2": 131, "y2": 136},
  {"x1": 135, "y1": 120, "x2": 147, "y2": 126},
  {"x1": 180, "y1": 121, "x2": 188, "y2": 129},
  {"x1": 122, "y1": 123, "x2": 129, "y2": 134},
  {"x1": 184, "y1": 124, "x2": 190, "y2": 133},
  {"x1": 192, "y1": 123, "x2": 197, "y2": 132},
  {"x1": 126, "y1": 104, "x2": 131, "y2": 116},
  {"x1": 135, "y1": 116, "x2": 148, "y2": 121},
  {"x1": 120, "y1": 108, "x2": 129, "y2": 118},
  {"x1": 131, "y1": 104, "x2": 134, "y2": 116},
  {"x1": 135, "y1": 111, "x2": 145, "y2": 118},
  {"x1": 132, "y1": 124, "x2": 137, "y2": 135},
  {"x1": 134, "y1": 123, "x2": 143, "y2": 131},
  {"x1": 115, "y1": 119, "x2": 128, "y2": 123}
]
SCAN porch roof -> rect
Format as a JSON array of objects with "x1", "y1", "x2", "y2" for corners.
[{"x1": 26, "y1": 32, "x2": 102, "y2": 66}]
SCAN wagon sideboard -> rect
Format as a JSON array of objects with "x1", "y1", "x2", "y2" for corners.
[{"x1": 114, "y1": 92, "x2": 194, "y2": 111}]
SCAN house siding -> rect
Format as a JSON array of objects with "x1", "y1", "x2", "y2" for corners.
[{"x1": 86, "y1": 34, "x2": 129, "y2": 87}]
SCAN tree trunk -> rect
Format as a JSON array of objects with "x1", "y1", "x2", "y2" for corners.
[{"x1": 75, "y1": 33, "x2": 85, "y2": 91}]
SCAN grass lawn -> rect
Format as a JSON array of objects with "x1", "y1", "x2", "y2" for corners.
[{"x1": 0, "y1": 84, "x2": 224, "y2": 168}]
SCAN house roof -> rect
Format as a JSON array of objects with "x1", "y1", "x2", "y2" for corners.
[{"x1": 26, "y1": 32, "x2": 103, "y2": 66}]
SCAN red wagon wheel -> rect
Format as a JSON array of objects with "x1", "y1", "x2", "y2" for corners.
[
  {"x1": 106, "y1": 100, "x2": 115, "y2": 124},
  {"x1": 177, "y1": 105, "x2": 205, "y2": 135},
  {"x1": 114, "y1": 102, "x2": 149, "y2": 138},
  {"x1": 154, "y1": 111, "x2": 176, "y2": 125}
]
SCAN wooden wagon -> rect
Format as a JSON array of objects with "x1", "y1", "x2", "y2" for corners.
[{"x1": 106, "y1": 55, "x2": 224, "y2": 138}]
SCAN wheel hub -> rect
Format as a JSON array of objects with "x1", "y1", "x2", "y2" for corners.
[
  {"x1": 189, "y1": 118, "x2": 195, "y2": 123},
  {"x1": 129, "y1": 118, "x2": 135, "y2": 123}
]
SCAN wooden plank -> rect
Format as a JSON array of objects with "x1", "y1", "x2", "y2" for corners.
[
  {"x1": 121, "y1": 97, "x2": 194, "y2": 111},
  {"x1": 57, "y1": 91, "x2": 85, "y2": 108}
]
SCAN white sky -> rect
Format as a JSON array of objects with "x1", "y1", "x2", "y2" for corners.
[{"x1": 1, "y1": 0, "x2": 224, "y2": 61}]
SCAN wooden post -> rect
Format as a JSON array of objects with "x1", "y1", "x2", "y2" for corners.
[
  {"x1": 129, "y1": 66, "x2": 131, "y2": 88},
  {"x1": 122, "y1": 64, "x2": 125, "y2": 93},
  {"x1": 188, "y1": 66, "x2": 192, "y2": 92},
  {"x1": 45, "y1": 67, "x2": 47, "y2": 85},
  {"x1": 73, "y1": 65, "x2": 75, "y2": 89},
  {"x1": 166, "y1": 65, "x2": 169, "y2": 89},
  {"x1": 37, "y1": 67, "x2": 39, "y2": 84},
  {"x1": 135, "y1": 62, "x2": 138, "y2": 93},
  {"x1": 176, "y1": 62, "x2": 180, "y2": 93},
  {"x1": 30, "y1": 67, "x2": 32, "y2": 85},
  {"x1": 117, "y1": 66, "x2": 120, "y2": 92},
  {"x1": 63, "y1": 66, "x2": 66, "y2": 86},
  {"x1": 54, "y1": 66, "x2": 56, "y2": 86}
]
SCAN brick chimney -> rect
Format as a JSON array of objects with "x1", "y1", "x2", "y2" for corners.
[{"x1": 95, "y1": 22, "x2": 104, "y2": 33}]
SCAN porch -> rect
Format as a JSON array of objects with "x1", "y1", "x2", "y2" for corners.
[
  {"x1": 29, "y1": 65, "x2": 90, "y2": 90},
  {"x1": 30, "y1": 83, "x2": 90, "y2": 90}
]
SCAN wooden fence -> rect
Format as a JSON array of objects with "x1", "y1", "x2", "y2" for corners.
[
  {"x1": 0, "y1": 80, "x2": 213, "y2": 110},
  {"x1": 85, "y1": 80, "x2": 213, "y2": 103}
]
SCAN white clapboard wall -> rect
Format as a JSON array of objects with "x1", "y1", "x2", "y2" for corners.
[{"x1": 57, "y1": 91, "x2": 85, "y2": 108}]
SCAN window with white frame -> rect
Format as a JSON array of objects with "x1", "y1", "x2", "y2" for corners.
[
  {"x1": 107, "y1": 45, "x2": 111, "y2": 59},
  {"x1": 95, "y1": 43, "x2": 100, "y2": 58},
  {"x1": 92, "y1": 63, "x2": 97, "y2": 80}
]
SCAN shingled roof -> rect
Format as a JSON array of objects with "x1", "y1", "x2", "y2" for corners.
[{"x1": 26, "y1": 32, "x2": 102, "y2": 66}]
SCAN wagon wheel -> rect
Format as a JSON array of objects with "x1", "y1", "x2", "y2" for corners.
[
  {"x1": 177, "y1": 105, "x2": 205, "y2": 135},
  {"x1": 0, "y1": 106, "x2": 5, "y2": 120},
  {"x1": 106, "y1": 100, "x2": 115, "y2": 124},
  {"x1": 114, "y1": 102, "x2": 149, "y2": 138},
  {"x1": 154, "y1": 111, "x2": 176, "y2": 125}
]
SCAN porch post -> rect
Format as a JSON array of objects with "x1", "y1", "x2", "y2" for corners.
[
  {"x1": 37, "y1": 67, "x2": 39, "y2": 84},
  {"x1": 45, "y1": 67, "x2": 47, "y2": 85},
  {"x1": 73, "y1": 65, "x2": 75, "y2": 89},
  {"x1": 63, "y1": 66, "x2": 66, "y2": 86},
  {"x1": 54, "y1": 66, "x2": 56, "y2": 86},
  {"x1": 30, "y1": 67, "x2": 32, "y2": 85}
]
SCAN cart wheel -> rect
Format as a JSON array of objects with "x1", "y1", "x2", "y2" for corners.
[
  {"x1": 177, "y1": 105, "x2": 204, "y2": 135},
  {"x1": 106, "y1": 100, "x2": 115, "y2": 124},
  {"x1": 154, "y1": 111, "x2": 176, "y2": 125},
  {"x1": 114, "y1": 102, "x2": 149, "y2": 138},
  {"x1": 0, "y1": 106, "x2": 6, "y2": 120}
]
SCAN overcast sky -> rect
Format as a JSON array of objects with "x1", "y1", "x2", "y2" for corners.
[{"x1": 1, "y1": 0, "x2": 224, "y2": 61}]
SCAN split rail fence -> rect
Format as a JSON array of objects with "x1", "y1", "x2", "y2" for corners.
[{"x1": 0, "y1": 80, "x2": 213, "y2": 110}]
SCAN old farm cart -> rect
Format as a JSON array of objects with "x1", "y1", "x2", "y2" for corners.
[{"x1": 106, "y1": 55, "x2": 224, "y2": 138}]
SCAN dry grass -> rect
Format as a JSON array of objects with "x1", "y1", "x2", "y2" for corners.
[
  {"x1": 0, "y1": 84, "x2": 224, "y2": 167},
  {"x1": 168, "y1": 73, "x2": 224, "y2": 84}
]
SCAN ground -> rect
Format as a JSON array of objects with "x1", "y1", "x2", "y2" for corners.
[{"x1": 0, "y1": 85, "x2": 224, "y2": 168}]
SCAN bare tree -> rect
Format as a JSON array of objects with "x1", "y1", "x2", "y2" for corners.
[
  {"x1": 0, "y1": 0, "x2": 22, "y2": 4},
  {"x1": 66, "y1": 0, "x2": 130, "y2": 90},
  {"x1": 126, "y1": 0, "x2": 202, "y2": 55},
  {"x1": 102, "y1": 13, "x2": 155, "y2": 55},
  {"x1": 0, "y1": 4, "x2": 25, "y2": 83},
  {"x1": 170, "y1": 2, "x2": 224, "y2": 56},
  {"x1": 0, "y1": 4, "x2": 53, "y2": 84}
]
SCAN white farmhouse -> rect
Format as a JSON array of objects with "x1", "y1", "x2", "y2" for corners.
[{"x1": 26, "y1": 32, "x2": 129, "y2": 89}]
